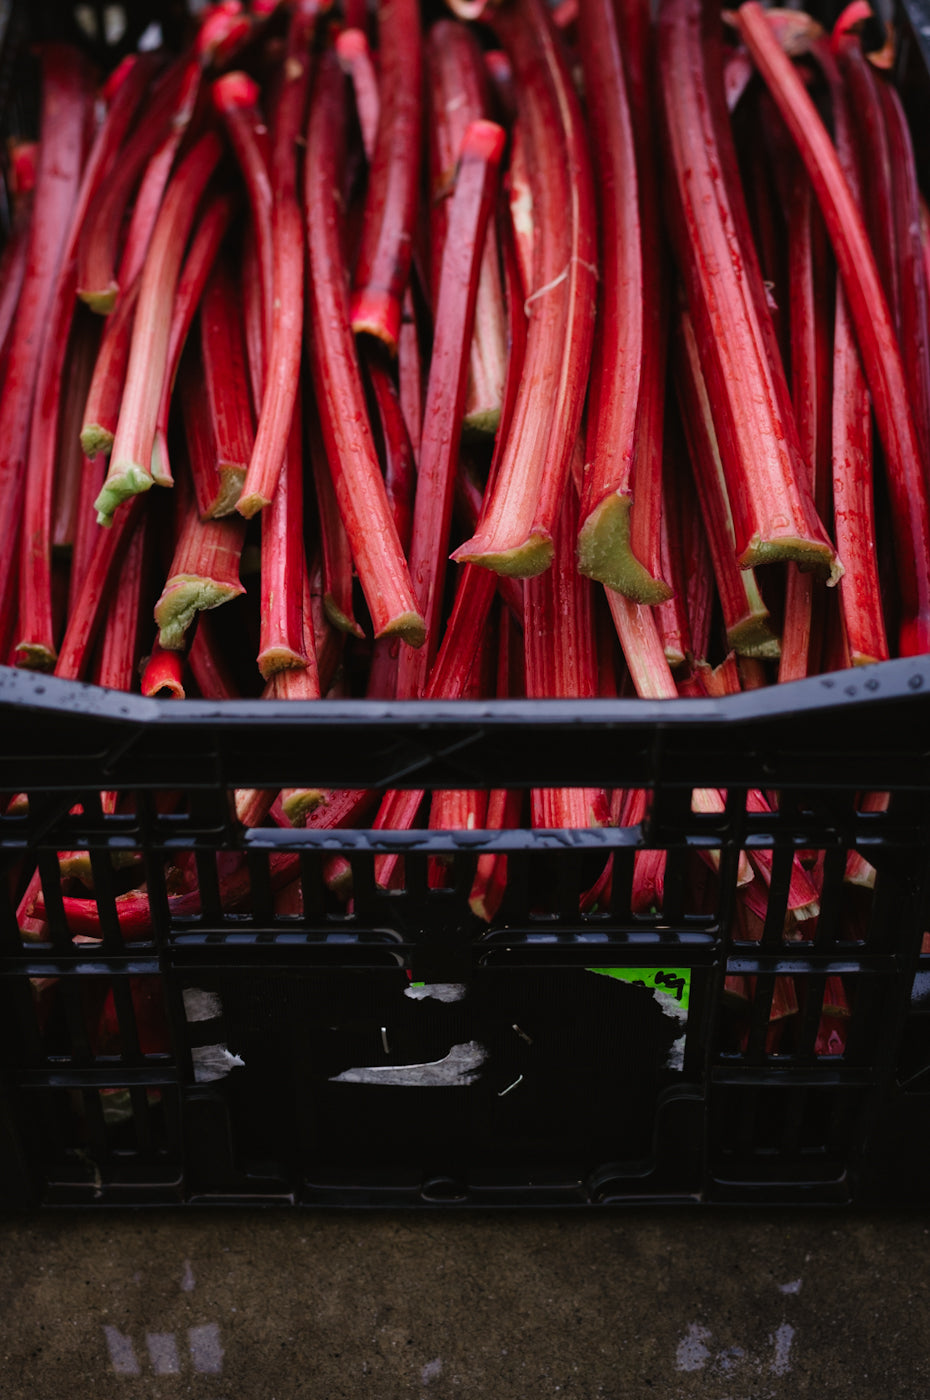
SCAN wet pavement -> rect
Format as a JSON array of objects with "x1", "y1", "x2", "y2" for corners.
[{"x1": 0, "y1": 1207, "x2": 928, "y2": 1398}]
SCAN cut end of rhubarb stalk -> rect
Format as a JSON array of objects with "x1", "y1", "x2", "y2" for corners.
[
  {"x1": 738, "y1": 534, "x2": 843, "y2": 585},
  {"x1": 208, "y1": 467, "x2": 246, "y2": 518},
  {"x1": 236, "y1": 488, "x2": 272, "y2": 520},
  {"x1": 845, "y1": 849, "x2": 877, "y2": 888},
  {"x1": 323, "y1": 595, "x2": 366, "y2": 639},
  {"x1": 349, "y1": 286, "x2": 402, "y2": 356},
  {"x1": 374, "y1": 610, "x2": 427, "y2": 649},
  {"x1": 13, "y1": 641, "x2": 56, "y2": 672},
  {"x1": 451, "y1": 532, "x2": 554, "y2": 579},
  {"x1": 94, "y1": 464, "x2": 154, "y2": 526},
  {"x1": 463, "y1": 404, "x2": 502, "y2": 437},
  {"x1": 81, "y1": 423, "x2": 115, "y2": 458},
  {"x1": 155, "y1": 577, "x2": 246, "y2": 650},
  {"x1": 78, "y1": 282, "x2": 119, "y2": 316},
  {"x1": 211, "y1": 70, "x2": 261, "y2": 112},
  {"x1": 577, "y1": 494, "x2": 673, "y2": 604},
  {"x1": 282, "y1": 787, "x2": 327, "y2": 824},
  {"x1": 257, "y1": 649, "x2": 307, "y2": 683},
  {"x1": 726, "y1": 614, "x2": 781, "y2": 659}
]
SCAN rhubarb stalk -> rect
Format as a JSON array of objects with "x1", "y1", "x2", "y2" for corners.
[
  {"x1": 451, "y1": 0, "x2": 597, "y2": 579},
  {"x1": 304, "y1": 50, "x2": 425, "y2": 646},
  {"x1": 95, "y1": 131, "x2": 224, "y2": 524},
  {"x1": 0, "y1": 47, "x2": 92, "y2": 629},
  {"x1": 396, "y1": 118, "x2": 506, "y2": 697},
  {"x1": 658, "y1": 0, "x2": 838, "y2": 581},
  {"x1": 349, "y1": 0, "x2": 423, "y2": 351},
  {"x1": 736, "y1": 4, "x2": 930, "y2": 654},
  {"x1": 237, "y1": 0, "x2": 321, "y2": 518},
  {"x1": 575, "y1": 0, "x2": 670, "y2": 602},
  {"x1": 426, "y1": 20, "x2": 507, "y2": 434}
]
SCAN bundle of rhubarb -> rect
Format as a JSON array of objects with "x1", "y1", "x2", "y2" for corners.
[{"x1": 3, "y1": 0, "x2": 927, "y2": 951}]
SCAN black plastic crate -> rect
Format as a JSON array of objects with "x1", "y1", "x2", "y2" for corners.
[
  {"x1": 2, "y1": 661, "x2": 930, "y2": 1206},
  {"x1": 3, "y1": 0, "x2": 930, "y2": 1208}
]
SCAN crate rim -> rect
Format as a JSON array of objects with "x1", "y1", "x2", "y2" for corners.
[{"x1": 2, "y1": 654, "x2": 930, "y2": 730}]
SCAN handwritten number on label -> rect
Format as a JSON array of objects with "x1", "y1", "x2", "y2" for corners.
[{"x1": 654, "y1": 971, "x2": 686, "y2": 1002}]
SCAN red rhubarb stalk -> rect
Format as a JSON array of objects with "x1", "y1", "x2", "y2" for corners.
[
  {"x1": 114, "y1": 64, "x2": 202, "y2": 299},
  {"x1": 426, "y1": 20, "x2": 507, "y2": 434},
  {"x1": 76, "y1": 58, "x2": 190, "y2": 312},
  {"x1": 372, "y1": 562, "x2": 499, "y2": 889},
  {"x1": 779, "y1": 165, "x2": 833, "y2": 684},
  {"x1": 816, "y1": 46, "x2": 889, "y2": 666},
  {"x1": 337, "y1": 27, "x2": 380, "y2": 158},
  {"x1": 51, "y1": 310, "x2": 100, "y2": 557},
  {"x1": 737, "y1": 5, "x2": 930, "y2": 654},
  {"x1": 526, "y1": 465, "x2": 609, "y2": 831},
  {"x1": 141, "y1": 639, "x2": 187, "y2": 698},
  {"x1": 96, "y1": 511, "x2": 149, "y2": 694},
  {"x1": 428, "y1": 620, "x2": 492, "y2": 873},
  {"x1": 95, "y1": 132, "x2": 224, "y2": 524},
  {"x1": 55, "y1": 498, "x2": 145, "y2": 681},
  {"x1": 674, "y1": 310, "x2": 780, "y2": 658},
  {"x1": 151, "y1": 191, "x2": 237, "y2": 489},
  {"x1": 304, "y1": 50, "x2": 425, "y2": 646},
  {"x1": 188, "y1": 614, "x2": 239, "y2": 699},
  {"x1": 337, "y1": 28, "x2": 429, "y2": 467},
  {"x1": 506, "y1": 118, "x2": 535, "y2": 303},
  {"x1": 451, "y1": 0, "x2": 597, "y2": 579},
  {"x1": 833, "y1": 291, "x2": 887, "y2": 663},
  {"x1": 181, "y1": 349, "x2": 227, "y2": 520},
  {"x1": 880, "y1": 80, "x2": 930, "y2": 484},
  {"x1": 654, "y1": 441, "x2": 695, "y2": 670},
  {"x1": 306, "y1": 393, "x2": 363, "y2": 639},
  {"x1": 0, "y1": 47, "x2": 92, "y2": 629},
  {"x1": 574, "y1": 0, "x2": 669, "y2": 602},
  {"x1": 837, "y1": 39, "x2": 899, "y2": 330},
  {"x1": 397, "y1": 295, "x2": 425, "y2": 463},
  {"x1": 105, "y1": 6, "x2": 246, "y2": 305},
  {"x1": 349, "y1": 0, "x2": 423, "y2": 351},
  {"x1": 396, "y1": 118, "x2": 506, "y2": 697},
  {"x1": 607, "y1": 588, "x2": 753, "y2": 885},
  {"x1": 264, "y1": 566, "x2": 321, "y2": 706},
  {"x1": 366, "y1": 355, "x2": 416, "y2": 556},
  {"x1": 154, "y1": 493, "x2": 247, "y2": 651},
  {"x1": 237, "y1": 0, "x2": 321, "y2": 519},
  {"x1": 68, "y1": 456, "x2": 107, "y2": 615},
  {"x1": 658, "y1": 0, "x2": 838, "y2": 582},
  {"x1": 199, "y1": 254, "x2": 254, "y2": 513},
  {"x1": 211, "y1": 72, "x2": 273, "y2": 350},
  {"x1": 258, "y1": 403, "x2": 310, "y2": 678},
  {"x1": 80, "y1": 279, "x2": 140, "y2": 457},
  {"x1": 0, "y1": 198, "x2": 32, "y2": 367}
]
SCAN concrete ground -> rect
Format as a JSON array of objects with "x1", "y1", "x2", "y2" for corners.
[{"x1": 0, "y1": 1210, "x2": 928, "y2": 1398}]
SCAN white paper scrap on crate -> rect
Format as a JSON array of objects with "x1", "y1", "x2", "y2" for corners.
[
  {"x1": 330, "y1": 1040, "x2": 487, "y2": 1087},
  {"x1": 191, "y1": 1045, "x2": 245, "y2": 1084},
  {"x1": 404, "y1": 982, "x2": 467, "y2": 1003}
]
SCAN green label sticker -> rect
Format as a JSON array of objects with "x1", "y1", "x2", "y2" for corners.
[{"x1": 587, "y1": 966, "x2": 691, "y2": 1014}]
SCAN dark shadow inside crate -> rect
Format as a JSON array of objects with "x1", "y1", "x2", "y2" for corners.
[{"x1": 180, "y1": 967, "x2": 694, "y2": 1196}]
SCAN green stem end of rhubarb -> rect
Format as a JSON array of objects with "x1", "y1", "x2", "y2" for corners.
[
  {"x1": 155, "y1": 578, "x2": 245, "y2": 650},
  {"x1": 577, "y1": 494, "x2": 674, "y2": 604},
  {"x1": 94, "y1": 463, "x2": 154, "y2": 526}
]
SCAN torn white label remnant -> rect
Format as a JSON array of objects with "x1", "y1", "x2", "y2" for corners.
[
  {"x1": 404, "y1": 983, "x2": 467, "y2": 1003},
  {"x1": 182, "y1": 988, "x2": 223, "y2": 1023},
  {"x1": 653, "y1": 989, "x2": 688, "y2": 1026},
  {"x1": 191, "y1": 1045, "x2": 245, "y2": 1084},
  {"x1": 330, "y1": 1040, "x2": 486, "y2": 1087},
  {"x1": 666, "y1": 1034, "x2": 686, "y2": 1072}
]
